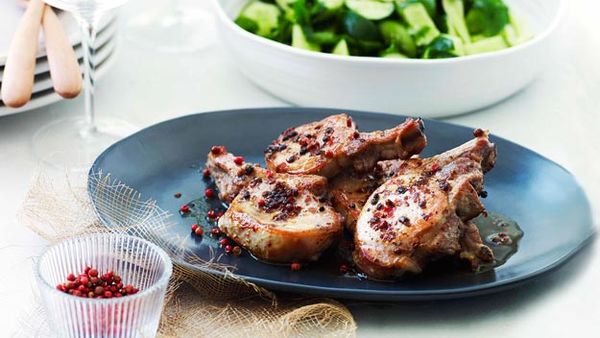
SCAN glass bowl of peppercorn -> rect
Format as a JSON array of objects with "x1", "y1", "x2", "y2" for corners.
[{"x1": 34, "y1": 233, "x2": 173, "y2": 338}]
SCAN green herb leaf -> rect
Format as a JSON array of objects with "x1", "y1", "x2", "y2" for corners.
[
  {"x1": 466, "y1": 0, "x2": 510, "y2": 37},
  {"x1": 423, "y1": 35, "x2": 458, "y2": 58},
  {"x1": 343, "y1": 11, "x2": 381, "y2": 42},
  {"x1": 235, "y1": 16, "x2": 259, "y2": 34},
  {"x1": 307, "y1": 30, "x2": 341, "y2": 46}
]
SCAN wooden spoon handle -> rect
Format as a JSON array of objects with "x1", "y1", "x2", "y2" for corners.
[
  {"x1": 1, "y1": 0, "x2": 45, "y2": 108},
  {"x1": 43, "y1": 5, "x2": 82, "y2": 99}
]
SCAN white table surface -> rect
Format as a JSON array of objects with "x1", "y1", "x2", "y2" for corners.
[{"x1": 1, "y1": 0, "x2": 599, "y2": 337}]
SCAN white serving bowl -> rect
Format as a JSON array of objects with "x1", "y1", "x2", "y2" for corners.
[{"x1": 212, "y1": 0, "x2": 563, "y2": 118}]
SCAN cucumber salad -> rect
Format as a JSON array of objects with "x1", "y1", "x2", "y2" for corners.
[{"x1": 235, "y1": 0, "x2": 533, "y2": 59}]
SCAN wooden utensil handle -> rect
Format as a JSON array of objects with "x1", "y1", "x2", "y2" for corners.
[
  {"x1": 1, "y1": 0, "x2": 45, "y2": 108},
  {"x1": 43, "y1": 5, "x2": 82, "y2": 99}
]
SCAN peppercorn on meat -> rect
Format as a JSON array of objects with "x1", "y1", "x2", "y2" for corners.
[
  {"x1": 204, "y1": 114, "x2": 500, "y2": 278},
  {"x1": 209, "y1": 149, "x2": 343, "y2": 263},
  {"x1": 264, "y1": 114, "x2": 427, "y2": 178},
  {"x1": 329, "y1": 159, "x2": 405, "y2": 232},
  {"x1": 354, "y1": 132, "x2": 497, "y2": 280}
]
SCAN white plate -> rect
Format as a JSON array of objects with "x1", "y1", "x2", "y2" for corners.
[
  {"x1": 0, "y1": 2, "x2": 116, "y2": 65},
  {"x1": 1, "y1": 36, "x2": 116, "y2": 96},
  {"x1": 0, "y1": 20, "x2": 118, "y2": 78},
  {"x1": 0, "y1": 39, "x2": 118, "y2": 116}
]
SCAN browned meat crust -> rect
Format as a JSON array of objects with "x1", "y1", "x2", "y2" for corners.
[
  {"x1": 354, "y1": 132, "x2": 496, "y2": 280},
  {"x1": 208, "y1": 149, "x2": 343, "y2": 263},
  {"x1": 329, "y1": 159, "x2": 404, "y2": 232},
  {"x1": 264, "y1": 114, "x2": 427, "y2": 178},
  {"x1": 206, "y1": 148, "x2": 262, "y2": 203}
]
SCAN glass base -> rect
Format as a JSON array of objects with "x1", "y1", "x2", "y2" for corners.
[
  {"x1": 125, "y1": 4, "x2": 216, "y2": 53},
  {"x1": 32, "y1": 117, "x2": 137, "y2": 173}
]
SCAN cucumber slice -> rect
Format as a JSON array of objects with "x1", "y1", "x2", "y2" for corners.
[
  {"x1": 442, "y1": 0, "x2": 470, "y2": 43},
  {"x1": 319, "y1": 0, "x2": 345, "y2": 10},
  {"x1": 465, "y1": 36, "x2": 508, "y2": 55},
  {"x1": 470, "y1": 34, "x2": 487, "y2": 42},
  {"x1": 240, "y1": 1, "x2": 281, "y2": 37},
  {"x1": 445, "y1": 34, "x2": 465, "y2": 56},
  {"x1": 346, "y1": 0, "x2": 395, "y2": 21},
  {"x1": 308, "y1": 30, "x2": 340, "y2": 46},
  {"x1": 396, "y1": 0, "x2": 437, "y2": 17},
  {"x1": 332, "y1": 39, "x2": 350, "y2": 55},
  {"x1": 292, "y1": 25, "x2": 320, "y2": 51},
  {"x1": 398, "y1": 2, "x2": 440, "y2": 45},
  {"x1": 502, "y1": 11, "x2": 533, "y2": 46},
  {"x1": 276, "y1": 0, "x2": 296, "y2": 21},
  {"x1": 509, "y1": 12, "x2": 533, "y2": 41},
  {"x1": 276, "y1": 0, "x2": 296, "y2": 8},
  {"x1": 381, "y1": 52, "x2": 408, "y2": 58},
  {"x1": 379, "y1": 21, "x2": 416, "y2": 57}
]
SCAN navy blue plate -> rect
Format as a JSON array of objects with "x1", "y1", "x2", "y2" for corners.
[{"x1": 90, "y1": 108, "x2": 595, "y2": 301}]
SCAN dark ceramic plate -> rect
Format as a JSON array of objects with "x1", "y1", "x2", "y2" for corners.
[{"x1": 89, "y1": 108, "x2": 595, "y2": 301}]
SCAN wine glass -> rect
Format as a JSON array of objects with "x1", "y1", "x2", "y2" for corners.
[
  {"x1": 34, "y1": 0, "x2": 135, "y2": 171},
  {"x1": 125, "y1": 0, "x2": 216, "y2": 53}
]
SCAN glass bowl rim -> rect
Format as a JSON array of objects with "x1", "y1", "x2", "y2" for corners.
[{"x1": 34, "y1": 232, "x2": 173, "y2": 304}]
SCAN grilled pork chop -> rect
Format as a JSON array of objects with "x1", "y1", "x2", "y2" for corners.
[
  {"x1": 354, "y1": 131, "x2": 496, "y2": 280},
  {"x1": 264, "y1": 114, "x2": 427, "y2": 178},
  {"x1": 329, "y1": 159, "x2": 404, "y2": 232},
  {"x1": 206, "y1": 147, "x2": 262, "y2": 203},
  {"x1": 208, "y1": 149, "x2": 343, "y2": 263}
]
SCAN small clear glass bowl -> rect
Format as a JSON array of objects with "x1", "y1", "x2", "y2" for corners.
[{"x1": 34, "y1": 233, "x2": 173, "y2": 338}]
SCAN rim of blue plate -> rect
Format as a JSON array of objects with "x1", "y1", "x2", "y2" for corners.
[{"x1": 88, "y1": 107, "x2": 597, "y2": 300}]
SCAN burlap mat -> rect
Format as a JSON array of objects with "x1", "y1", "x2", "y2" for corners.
[{"x1": 15, "y1": 172, "x2": 357, "y2": 338}]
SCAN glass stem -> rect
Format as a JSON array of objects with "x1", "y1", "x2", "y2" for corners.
[{"x1": 77, "y1": 16, "x2": 99, "y2": 137}]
